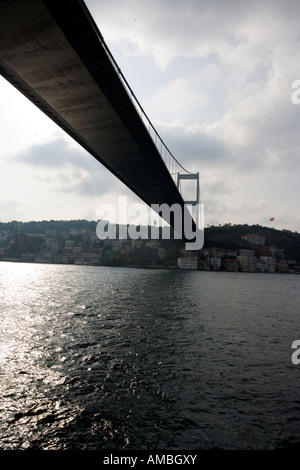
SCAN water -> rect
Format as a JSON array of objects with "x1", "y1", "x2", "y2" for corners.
[{"x1": 0, "y1": 262, "x2": 300, "y2": 450}]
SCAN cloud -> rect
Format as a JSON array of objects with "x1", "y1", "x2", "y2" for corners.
[
  {"x1": 1, "y1": 0, "x2": 300, "y2": 230},
  {"x1": 150, "y1": 78, "x2": 208, "y2": 122},
  {"x1": 13, "y1": 138, "x2": 88, "y2": 169},
  {"x1": 86, "y1": 0, "x2": 300, "y2": 68},
  {"x1": 87, "y1": 0, "x2": 300, "y2": 171},
  {"x1": 13, "y1": 137, "x2": 123, "y2": 197},
  {"x1": 0, "y1": 77, "x2": 59, "y2": 156},
  {"x1": 153, "y1": 120, "x2": 233, "y2": 172}
]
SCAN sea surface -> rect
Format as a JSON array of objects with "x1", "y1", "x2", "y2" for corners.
[{"x1": 0, "y1": 262, "x2": 300, "y2": 450}]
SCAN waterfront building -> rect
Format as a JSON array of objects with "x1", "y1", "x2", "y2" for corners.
[
  {"x1": 178, "y1": 257, "x2": 198, "y2": 270},
  {"x1": 237, "y1": 254, "x2": 256, "y2": 272},
  {"x1": 276, "y1": 260, "x2": 289, "y2": 273},
  {"x1": 208, "y1": 256, "x2": 222, "y2": 270},
  {"x1": 222, "y1": 258, "x2": 239, "y2": 272},
  {"x1": 260, "y1": 256, "x2": 275, "y2": 272}
]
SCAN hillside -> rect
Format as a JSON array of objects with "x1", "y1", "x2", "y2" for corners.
[
  {"x1": 0, "y1": 220, "x2": 299, "y2": 263},
  {"x1": 203, "y1": 223, "x2": 300, "y2": 263}
]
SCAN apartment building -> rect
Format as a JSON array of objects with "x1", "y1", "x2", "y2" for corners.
[
  {"x1": 177, "y1": 257, "x2": 198, "y2": 270},
  {"x1": 237, "y1": 254, "x2": 257, "y2": 272}
]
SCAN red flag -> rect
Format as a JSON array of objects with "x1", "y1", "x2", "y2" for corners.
[{"x1": 270, "y1": 217, "x2": 274, "y2": 221}]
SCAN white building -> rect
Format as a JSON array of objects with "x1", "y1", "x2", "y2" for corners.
[
  {"x1": 242, "y1": 234, "x2": 265, "y2": 246},
  {"x1": 46, "y1": 238, "x2": 61, "y2": 253},
  {"x1": 260, "y1": 256, "x2": 275, "y2": 272},
  {"x1": 237, "y1": 254, "x2": 256, "y2": 272}
]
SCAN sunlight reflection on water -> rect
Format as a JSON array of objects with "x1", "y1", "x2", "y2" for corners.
[{"x1": 0, "y1": 263, "x2": 300, "y2": 449}]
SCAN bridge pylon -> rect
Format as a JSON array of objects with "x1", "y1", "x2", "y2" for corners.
[{"x1": 177, "y1": 170, "x2": 200, "y2": 219}]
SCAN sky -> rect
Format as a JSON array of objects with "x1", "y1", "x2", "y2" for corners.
[{"x1": 1, "y1": 0, "x2": 300, "y2": 231}]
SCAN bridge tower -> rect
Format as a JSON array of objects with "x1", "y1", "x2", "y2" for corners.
[{"x1": 176, "y1": 172, "x2": 202, "y2": 234}]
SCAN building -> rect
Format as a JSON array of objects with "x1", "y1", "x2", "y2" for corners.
[
  {"x1": 239, "y1": 249, "x2": 256, "y2": 256},
  {"x1": 207, "y1": 247, "x2": 225, "y2": 258},
  {"x1": 222, "y1": 258, "x2": 239, "y2": 272},
  {"x1": 112, "y1": 240, "x2": 123, "y2": 251},
  {"x1": 225, "y1": 250, "x2": 237, "y2": 257},
  {"x1": 268, "y1": 246, "x2": 285, "y2": 259},
  {"x1": 259, "y1": 256, "x2": 275, "y2": 273},
  {"x1": 242, "y1": 234, "x2": 265, "y2": 246},
  {"x1": 198, "y1": 259, "x2": 209, "y2": 270},
  {"x1": 237, "y1": 254, "x2": 256, "y2": 272},
  {"x1": 255, "y1": 245, "x2": 272, "y2": 257},
  {"x1": 178, "y1": 257, "x2": 198, "y2": 270},
  {"x1": 35, "y1": 251, "x2": 53, "y2": 263},
  {"x1": 157, "y1": 247, "x2": 167, "y2": 260},
  {"x1": 46, "y1": 238, "x2": 62, "y2": 253},
  {"x1": 208, "y1": 256, "x2": 222, "y2": 270},
  {"x1": 276, "y1": 260, "x2": 289, "y2": 273}
]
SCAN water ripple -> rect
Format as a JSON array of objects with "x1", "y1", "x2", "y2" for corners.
[{"x1": 0, "y1": 263, "x2": 300, "y2": 449}]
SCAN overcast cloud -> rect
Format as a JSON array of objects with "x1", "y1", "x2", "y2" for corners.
[{"x1": 0, "y1": 0, "x2": 300, "y2": 230}]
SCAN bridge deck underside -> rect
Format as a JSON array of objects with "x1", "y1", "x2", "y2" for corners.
[{"x1": 0, "y1": 0, "x2": 185, "y2": 213}]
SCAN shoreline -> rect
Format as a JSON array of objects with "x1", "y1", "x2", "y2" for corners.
[{"x1": 0, "y1": 258, "x2": 299, "y2": 274}]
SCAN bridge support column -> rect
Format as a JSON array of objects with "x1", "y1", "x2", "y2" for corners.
[{"x1": 177, "y1": 172, "x2": 204, "y2": 249}]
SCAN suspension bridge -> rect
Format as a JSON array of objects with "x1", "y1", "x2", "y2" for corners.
[{"x1": 0, "y1": 0, "x2": 200, "y2": 233}]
